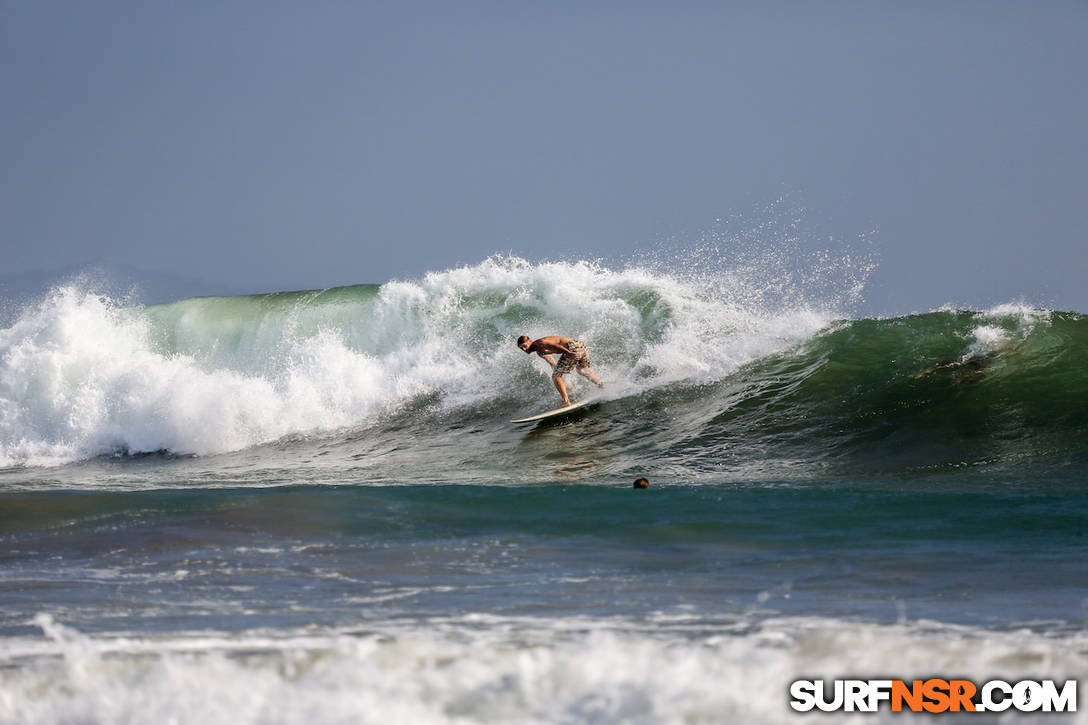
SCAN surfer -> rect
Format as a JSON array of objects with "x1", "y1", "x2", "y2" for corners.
[
  {"x1": 913, "y1": 355, "x2": 991, "y2": 382},
  {"x1": 516, "y1": 335, "x2": 604, "y2": 406}
]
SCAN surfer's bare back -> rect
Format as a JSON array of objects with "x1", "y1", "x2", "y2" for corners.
[{"x1": 517, "y1": 335, "x2": 604, "y2": 406}]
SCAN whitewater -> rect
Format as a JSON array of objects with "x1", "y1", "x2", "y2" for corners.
[
  {"x1": 1, "y1": 256, "x2": 1085, "y2": 724},
  {"x1": 0, "y1": 256, "x2": 839, "y2": 471}
]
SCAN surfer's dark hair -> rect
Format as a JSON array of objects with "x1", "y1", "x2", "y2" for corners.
[{"x1": 517, "y1": 335, "x2": 531, "y2": 346}]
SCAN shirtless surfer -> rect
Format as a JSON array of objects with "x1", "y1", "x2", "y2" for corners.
[{"x1": 517, "y1": 335, "x2": 604, "y2": 406}]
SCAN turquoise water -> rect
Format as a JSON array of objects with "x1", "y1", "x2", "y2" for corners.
[{"x1": 0, "y1": 259, "x2": 1085, "y2": 723}]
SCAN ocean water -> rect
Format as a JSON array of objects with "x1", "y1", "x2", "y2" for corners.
[{"x1": 0, "y1": 257, "x2": 1085, "y2": 723}]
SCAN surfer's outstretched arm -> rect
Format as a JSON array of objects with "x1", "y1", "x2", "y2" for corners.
[{"x1": 540, "y1": 353, "x2": 558, "y2": 369}]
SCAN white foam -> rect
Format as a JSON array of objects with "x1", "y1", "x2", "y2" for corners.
[
  {"x1": 967, "y1": 324, "x2": 1011, "y2": 356},
  {"x1": 979, "y1": 301, "x2": 1051, "y2": 322},
  {"x1": 1, "y1": 614, "x2": 1084, "y2": 724},
  {"x1": 963, "y1": 304, "x2": 1052, "y2": 360},
  {"x1": 0, "y1": 257, "x2": 847, "y2": 467}
]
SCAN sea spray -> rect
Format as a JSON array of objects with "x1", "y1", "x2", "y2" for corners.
[{"x1": 0, "y1": 257, "x2": 840, "y2": 468}]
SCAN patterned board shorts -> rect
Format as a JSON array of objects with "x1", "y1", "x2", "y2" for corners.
[{"x1": 553, "y1": 340, "x2": 590, "y2": 377}]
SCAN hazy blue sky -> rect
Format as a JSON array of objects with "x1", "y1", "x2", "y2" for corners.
[{"x1": 2, "y1": 1, "x2": 1085, "y2": 314}]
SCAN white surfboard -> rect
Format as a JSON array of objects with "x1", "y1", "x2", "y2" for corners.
[{"x1": 510, "y1": 397, "x2": 601, "y2": 424}]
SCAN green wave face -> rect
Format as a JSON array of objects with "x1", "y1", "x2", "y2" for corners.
[
  {"x1": 141, "y1": 284, "x2": 384, "y2": 371},
  {"x1": 680, "y1": 309, "x2": 1088, "y2": 477}
]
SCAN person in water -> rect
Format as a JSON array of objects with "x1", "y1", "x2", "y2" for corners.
[
  {"x1": 517, "y1": 335, "x2": 605, "y2": 406},
  {"x1": 913, "y1": 355, "x2": 991, "y2": 382}
]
